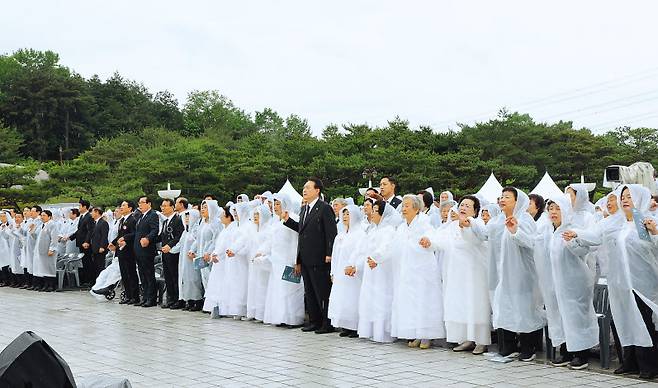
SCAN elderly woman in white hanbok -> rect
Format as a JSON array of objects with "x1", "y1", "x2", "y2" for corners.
[
  {"x1": 246, "y1": 204, "x2": 274, "y2": 321},
  {"x1": 178, "y1": 208, "x2": 204, "y2": 311},
  {"x1": 577, "y1": 184, "x2": 658, "y2": 378},
  {"x1": 203, "y1": 205, "x2": 235, "y2": 316},
  {"x1": 328, "y1": 205, "x2": 366, "y2": 338},
  {"x1": 534, "y1": 194, "x2": 599, "y2": 370},
  {"x1": 358, "y1": 200, "x2": 402, "y2": 343},
  {"x1": 392, "y1": 195, "x2": 445, "y2": 349},
  {"x1": 262, "y1": 193, "x2": 305, "y2": 327},
  {"x1": 219, "y1": 203, "x2": 253, "y2": 318},
  {"x1": 438, "y1": 195, "x2": 491, "y2": 355},
  {"x1": 490, "y1": 187, "x2": 544, "y2": 361}
]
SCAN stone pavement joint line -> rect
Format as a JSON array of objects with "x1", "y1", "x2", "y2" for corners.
[{"x1": 0, "y1": 288, "x2": 654, "y2": 387}]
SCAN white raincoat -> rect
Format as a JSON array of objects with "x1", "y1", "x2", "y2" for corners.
[
  {"x1": 535, "y1": 194, "x2": 599, "y2": 352},
  {"x1": 579, "y1": 184, "x2": 658, "y2": 347},
  {"x1": 491, "y1": 188, "x2": 545, "y2": 333}
]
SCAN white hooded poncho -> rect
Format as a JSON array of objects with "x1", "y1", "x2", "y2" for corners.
[
  {"x1": 579, "y1": 184, "x2": 658, "y2": 347},
  {"x1": 490, "y1": 188, "x2": 545, "y2": 333},
  {"x1": 357, "y1": 202, "x2": 399, "y2": 343},
  {"x1": 263, "y1": 193, "x2": 305, "y2": 326},
  {"x1": 328, "y1": 204, "x2": 367, "y2": 331},
  {"x1": 534, "y1": 194, "x2": 599, "y2": 352}
]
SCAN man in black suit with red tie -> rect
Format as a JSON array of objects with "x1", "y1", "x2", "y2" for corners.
[
  {"x1": 133, "y1": 196, "x2": 160, "y2": 308},
  {"x1": 283, "y1": 177, "x2": 338, "y2": 334}
]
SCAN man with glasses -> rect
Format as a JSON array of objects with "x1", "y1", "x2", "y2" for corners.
[{"x1": 134, "y1": 196, "x2": 160, "y2": 307}]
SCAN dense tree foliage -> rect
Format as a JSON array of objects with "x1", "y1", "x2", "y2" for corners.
[{"x1": 0, "y1": 49, "x2": 655, "y2": 209}]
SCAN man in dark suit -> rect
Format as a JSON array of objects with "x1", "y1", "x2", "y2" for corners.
[
  {"x1": 283, "y1": 177, "x2": 338, "y2": 334},
  {"x1": 86, "y1": 207, "x2": 109, "y2": 282},
  {"x1": 379, "y1": 176, "x2": 402, "y2": 209},
  {"x1": 157, "y1": 198, "x2": 185, "y2": 309},
  {"x1": 133, "y1": 196, "x2": 160, "y2": 308},
  {"x1": 109, "y1": 200, "x2": 139, "y2": 305},
  {"x1": 70, "y1": 199, "x2": 93, "y2": 284}
]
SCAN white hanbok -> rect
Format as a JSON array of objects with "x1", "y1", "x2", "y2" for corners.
[
  {"x1": 391, "y1": 213, "x2": 445, "y2": 340},
  {"x1": 438, "y1": 217, "x2": 492, "y2": 345},
  {"x1": 328, "y1": 205, "x2": 366, "y2": 331},
  {"x1": 246, "y1": 204, "x2": 274, "y2": 320},
  {"x1": 263, "y1": 193, "x2": 305, "y2": 326},
  {"x1": 357, "y1": 205, "x2": 399, "y2": 342}
]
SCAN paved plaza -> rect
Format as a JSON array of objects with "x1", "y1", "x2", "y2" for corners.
[{"x1": 1, "y1": 287, "x2": 656, "y2": 388}]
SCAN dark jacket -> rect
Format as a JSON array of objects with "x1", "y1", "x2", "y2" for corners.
[
  {"x1": 69, "y1": 211, "x2": 93, "y2": 248},
  {"x1": 158, "y1": 213, "x2": 184, "y2": 251},
  {"x1": 133, "y1": 210, "x2": 160, "y2": 257},
  {"x1": 284, "y1": 199, "x2": 338, "y2": 266},
  {"x1": 88, "y1": 218, "x2": 109, "y2": 254},
  {"x1": 388, "y1": 196, "x2": 402, "y2": 209},
  {"x1": 112, "y1": 214, "x2": 137, "y2": 258}
]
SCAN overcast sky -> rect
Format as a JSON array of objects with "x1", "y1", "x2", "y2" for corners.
[{"x1": 3, "y1": 0, "x2": 658, "y2": 135}]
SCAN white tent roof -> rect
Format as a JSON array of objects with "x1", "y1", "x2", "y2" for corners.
[
  {"x1": 278, "y1": 179, "x2": 303, "y2": 209},
  {"x1": 531, "y1": 172, "x2": 563, "y2": 200},
  {"x1": 475, "y1": 173, "x2": 503, "y2": 204}
]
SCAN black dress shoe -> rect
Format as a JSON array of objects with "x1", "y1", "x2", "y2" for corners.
[
  {"x1": 134, "y1": 301, "x2": 145, "y2": 307},
  {"x1": 339, "y1": 330, "x2": 351, "y2": 337},
  {"x1": 315, "y1": 326, "x2": 335, "y2": 334},
  {"x1": 170, "y1": 300, "x2": 185, "y2": 310},
  {"x1": 127, "y1": 299, "x2": 138, "y2": 305},
  {"x1": 119, "y1": 299, "x2": 130, "y2": 305},
  {"x1": 640, "y1": 371, "x2": 657, "y2": 380},
  {"x1": 301, "y1": 325, "x2": 320, "y2": 332},
  {"x1": 347, "y1": 331, "x2": 359, "y2": 338},
  {"x1": 142, "y1": 301, "x2": 157, "y2": 307}
]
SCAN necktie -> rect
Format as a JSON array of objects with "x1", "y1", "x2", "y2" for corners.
[
  {"x1": 302, "y1": 205, "x2": 309, "y2": 225},
  {"x1": 162, "y1": 219, "x2": 169, "y2": 236}
]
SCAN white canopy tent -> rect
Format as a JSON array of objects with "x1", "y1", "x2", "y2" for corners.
[
  {"x1": 530, "y1": 172, "x2": 563, "y2": 200},
  {"x1": 278, "y1": 179, "x2": 303, "y2": 209},
  {"x1": 475, "y1": 173, "x2": 504, "y2": 204}
]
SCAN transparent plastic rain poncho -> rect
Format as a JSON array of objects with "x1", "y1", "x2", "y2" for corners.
[
  {"x1": 490, "y1": 188, "x2": 545, "y2": 332},
  {"x1": 179, "y1": 209, "x2": 204, "y2": 301},
  {"x1": 578, "y1": 184, "x2": 658, "y2": 347},
  {"x1": 534, "y1": 194, "x2": 599, "y2": 351}
]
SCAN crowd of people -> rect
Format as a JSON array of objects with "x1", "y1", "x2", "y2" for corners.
[{"x1": 1, "y1": 176, "x2": 658, "y2": 379}]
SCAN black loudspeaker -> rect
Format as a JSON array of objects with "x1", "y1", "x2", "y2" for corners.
[{"x1": 0, "y1": 331, "x2": 76, "y2": 388}]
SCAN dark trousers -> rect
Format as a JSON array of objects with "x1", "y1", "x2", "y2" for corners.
[
  {"x1": 79, "y1": 248, "x2": 92, "y2": 283},
  {"x1": 136, "y1": 254, "x2": 156, "y2": 303},
  {"x1": 162, "y1": 252, "x2": 179, "y2": 304},
  {"x1": 118, "y1": 251, "x2": 139, "y2": 301},
  {"x1": 621, "y1": 292, "x2": 658, "y2": 374},
  {"x1": 500, "y1": 328, "x2": 542, "y2": 355},
  {"x1": 301, "y1": 263, "x2": 332, "y2": 328},
  {"x1": 91, "y1": 252, "x2": 106, "y2": 283}
]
